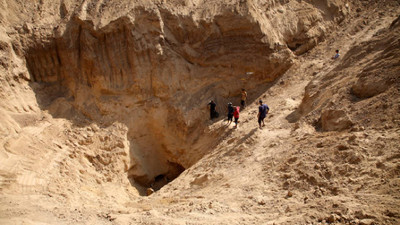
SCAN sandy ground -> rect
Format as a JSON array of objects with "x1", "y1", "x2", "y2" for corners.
[{"x1": 0, "y1": 1, "x2": 400, "y2": 224}]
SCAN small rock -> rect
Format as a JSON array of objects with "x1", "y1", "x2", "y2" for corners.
[
  {"x1": 286, "y1": 191, "x2": 293, "y2": 198},
  {"x1": 116, "y1": 141, "x2": 125, "y2": 148},
  {"x1": 359, "y1": 219, "x2": 374, "y2": 225},
  {"x1": 355, "y1": 210, "x2": 372, "y2": 219},
  {"x1": 385, "y1": 210, "x2": 396, "y2": 217},
  {"x1": 18, "y1": 72, "x2": 31, "y2": 81},
  {"x1": 91, "y1": 124, "x2": 100, "y2": 132},
  {"x1": 350, "y1": 127, "x2": 359, "y2": 132},
  {"x1": 321, "y1": 109, "x2": 353, "y2": 131},
  {"x1": 23, "y1": 23, "x2": 32, "y2": 33},
  {"x1": 348, "y1": 135, "x2": 357, "y2": 142},
  {"x1": 258, "y1": 200, "x2": 266, "y2": 205},
  {"x1": 293, "y1": 122, "x2": 300, "y2": 130},
  {"x1": 337, "y1": 144, "x2": 349, "y2": 151},
  {"x1": 376, "y1": 161, "x2": 385, "y2": 169},
  {"x1": 326, "y1": 214, "x2": 335, "y2": 223},
  {"x1": 146, "y1": 188, "x2": 154, "y2": 196},
  {"x1": 384, "y1": 124, "x2": 392, "y2": 129}
]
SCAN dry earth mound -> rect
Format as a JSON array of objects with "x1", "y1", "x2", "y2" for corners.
[{"x1": 0, "y1": 0, "x2": 399, "y2": 224}]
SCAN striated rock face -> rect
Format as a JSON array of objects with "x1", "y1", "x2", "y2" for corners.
[
  {"x1": 288, "y1": 13, "x2": 400, "y2": 132},
  {"x1": 321, "y1": 109, "x2": 353, "y2": 131},
  {"x1": 2, "y1": 0, "x2": 348, "y2": 188}
]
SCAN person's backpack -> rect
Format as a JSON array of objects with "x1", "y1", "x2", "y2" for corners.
[
  {"x1": 261, "y1": 104, "x2": 269, "y2": 116},
  {"x1": 265, "y1": 105, "x2": 269, "y2": 111}
]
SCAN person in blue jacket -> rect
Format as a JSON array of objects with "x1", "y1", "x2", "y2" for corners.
[
  {"x1": 332, "y1": 49, "x2": 340, "y2": 59},
  {"x1": 257, "y1": 100, "x2": 269, "y2": 129}
]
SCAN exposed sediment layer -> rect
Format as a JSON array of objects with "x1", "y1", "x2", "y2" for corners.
[{"x1": 3, "y1": 0, "x2": 347, "y2": 191}]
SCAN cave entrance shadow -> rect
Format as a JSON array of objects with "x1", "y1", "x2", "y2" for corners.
[
  {"x1": 30, "y1": 79, "x2": 191, "y2": 196},
  {"x1": 128, "y1": 178, "x2": 147, "y2": 196}
]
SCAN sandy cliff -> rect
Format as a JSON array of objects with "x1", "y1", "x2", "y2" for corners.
[{"x1": 0, "y1": 0, "x2": 399, "y2": 224}]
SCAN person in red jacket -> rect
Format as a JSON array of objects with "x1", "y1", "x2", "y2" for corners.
[{"x1": 233, "y1": 106, "x2": 240, "y2": 128}]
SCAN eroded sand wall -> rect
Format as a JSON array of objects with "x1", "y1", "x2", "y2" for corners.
[{"x1": 1, "y1": 0, "x2": 348, "y2": 190}]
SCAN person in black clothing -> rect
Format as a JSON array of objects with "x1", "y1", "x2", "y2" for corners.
[
  {"x1": 208, "y1": 100, "x2": 218, "y2": 119},
  {"x1": 227, "y1": 102, "x2": 234, "y2": 125}
]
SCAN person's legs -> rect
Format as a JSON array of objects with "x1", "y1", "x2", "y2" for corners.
[
  {"x1": 234, "y1": 117, "x2": 238, "y2": 128},
  {"x1": 241, "y1": 100, "x2": 245, "y2": 108},
  {"x1": 228, "y1": 114, "x2": 233, "y2": 124},
  {"x1": 258, "y1": 117, "x2": 262, "y2": 128},
  {"x1": 211, "y1": 110, "x2": 217, "y2": 119}
]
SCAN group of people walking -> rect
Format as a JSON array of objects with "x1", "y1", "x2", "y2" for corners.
[
  {"x1": 206, "y1": 49, "x2": 338, "y2": 129},
  {"x1": 208, "y1": 89, "x2": 269, "y2": 129}
]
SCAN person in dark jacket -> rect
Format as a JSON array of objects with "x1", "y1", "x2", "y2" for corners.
[
  {"x1": 208, "y1": 100, "x2": 218, "y2": 120},
  {"x1": 257, "y1": 100, "x2": 269, "y2": 129},
  {"x1": 227, "y1": 102, "x2": 234, "y2": 125}
]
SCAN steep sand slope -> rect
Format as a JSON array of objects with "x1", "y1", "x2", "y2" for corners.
[
  {"x1": 125, "y1": 10, "x2": 400, "y2": 224},
  {"x1": 0, "y1": 0, "x2": 400, "y2": 224},
  {"x1": 3, "y1": 0, "x2": 344, "y2": 189}
]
